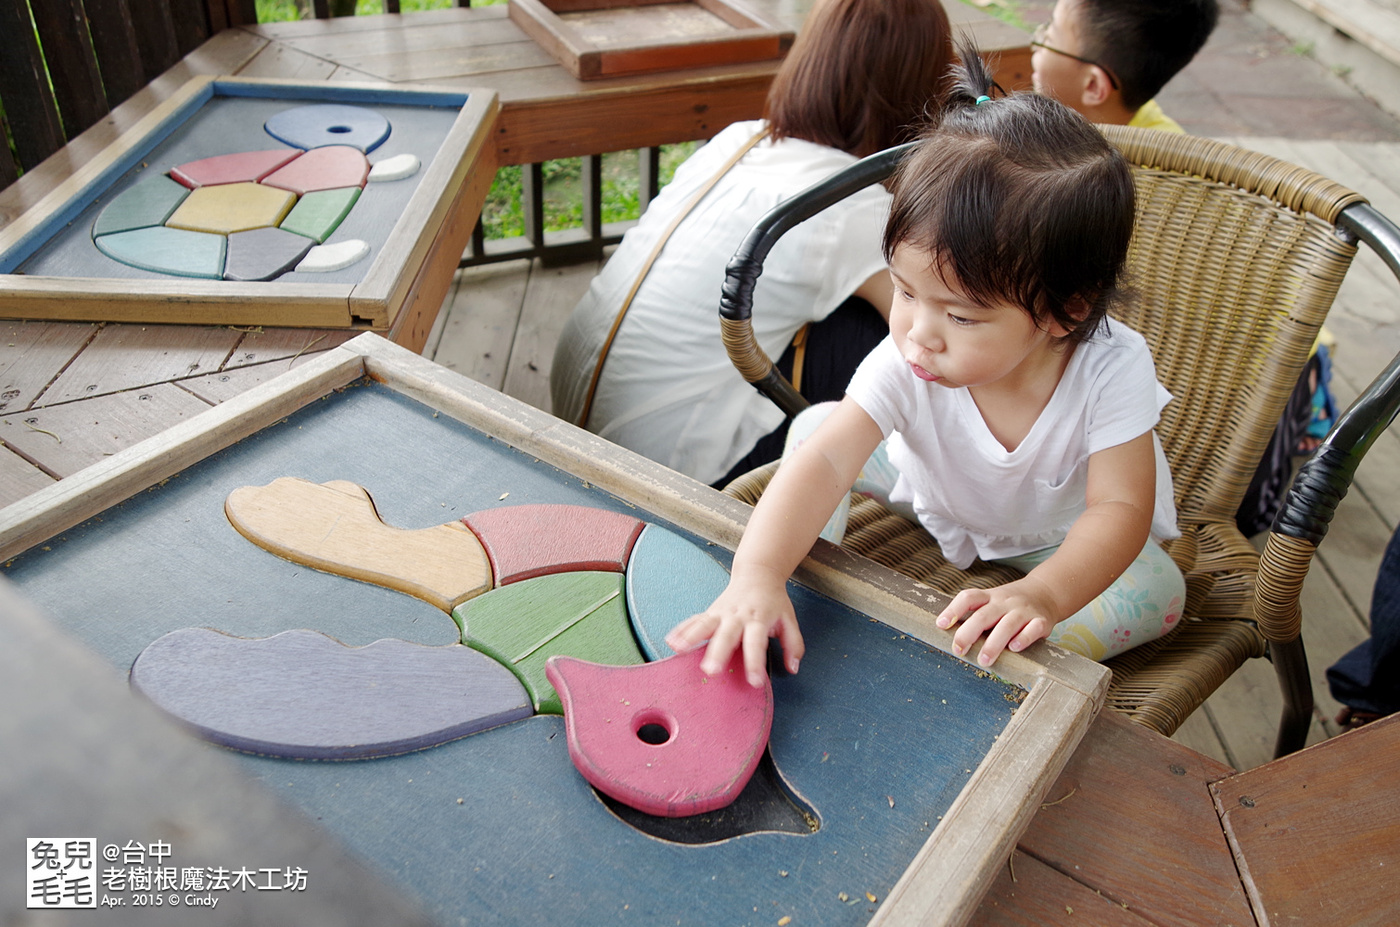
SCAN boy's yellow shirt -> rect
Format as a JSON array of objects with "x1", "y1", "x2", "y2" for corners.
[{"x1": 1128, "y1": 99, "x2": 1184, "y2": 134}]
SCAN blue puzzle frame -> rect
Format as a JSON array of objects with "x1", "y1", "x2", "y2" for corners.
[{"x1": 0, "y1": 76, "x2": 497, "y2": 331}]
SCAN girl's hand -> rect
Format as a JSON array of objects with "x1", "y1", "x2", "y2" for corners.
[
  {"x1": 665, "y1": 568, "x2": 804, "y2": 688},
  {"x1": 935, "y1": 576, "x2": 1061, "y2": 666}
]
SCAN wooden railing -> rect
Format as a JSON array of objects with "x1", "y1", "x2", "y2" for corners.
[{"x1": 463, "y1": 148, "x2": 667, "y2": 269}]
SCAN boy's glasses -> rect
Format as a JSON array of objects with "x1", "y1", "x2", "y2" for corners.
[{"x1": 1030, "y1": 23, "x2": 1121, "y2": 91}]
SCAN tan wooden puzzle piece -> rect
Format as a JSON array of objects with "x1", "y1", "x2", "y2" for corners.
[{"x1": 224, "y1": 477, "x2": 491, "y2": 611}]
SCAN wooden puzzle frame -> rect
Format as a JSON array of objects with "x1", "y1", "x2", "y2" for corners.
[
  {"x1": 0, "y1": 77, "x2": 498, "y2": 332},
  {"x1": 507, "y1": 0, "x2": 793, "y2": 79},
  {"x1": 0, "y1": 334, "x2": 1109, "y2": 927}
]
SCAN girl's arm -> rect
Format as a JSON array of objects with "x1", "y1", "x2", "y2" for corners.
[
  {"x1": 937, "y1": 431, "x2": 1158, "y2": 665},
  {"x1": 666, "y1": 398, "x2": 885, "y2": 686}
]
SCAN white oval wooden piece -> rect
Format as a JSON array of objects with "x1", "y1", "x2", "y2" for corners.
[
  {"x1": 295, "y1": 238, "x2": 369, "y2": 272},
  {"x1": 368, "y1": 153, "x2": 421, "y2": 182}
]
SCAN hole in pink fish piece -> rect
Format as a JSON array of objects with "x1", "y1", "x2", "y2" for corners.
[{"x1": 634, "y1": 712, "x2": 673, "y2": 746}]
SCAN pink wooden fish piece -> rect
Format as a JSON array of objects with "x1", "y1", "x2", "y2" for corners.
[{"x1": 546, "y1": 649, "x2": 773, "y2": 818}]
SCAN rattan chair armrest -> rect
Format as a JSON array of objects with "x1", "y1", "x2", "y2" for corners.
[
  {"x1": 1257, "y1": 202, "x2": 1400, "y2": 755},
  {"x1": 1271, "y1": 204, "x2": 1400, "y2": 550},
  {"x1": 718, "y1": 142, "x2": 916, "y2": 419}
]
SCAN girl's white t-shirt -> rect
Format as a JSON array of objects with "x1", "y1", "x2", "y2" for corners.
[
  {"x1": 550, "y1": 119, "x2": 891, "y2": 485},
  {"x1": 846, "y1": 322, "x2": 1180, "y2": 568}
]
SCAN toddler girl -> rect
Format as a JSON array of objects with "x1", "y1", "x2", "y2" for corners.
[{"x1": 667, "y1": 43, "x2": 1185, "y2": 686}]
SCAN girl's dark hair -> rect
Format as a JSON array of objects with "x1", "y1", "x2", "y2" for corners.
[
  {"x1": 883, "y1": 37, "x2": 1136, "y2": 344},
  {"x1": 765, "y1": 0, "x2": 954, "y2": 158}
]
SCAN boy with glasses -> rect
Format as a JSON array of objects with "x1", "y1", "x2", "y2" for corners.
[{"x1": 1030, "y1": 0, "x2": 1218, "y2": 132}]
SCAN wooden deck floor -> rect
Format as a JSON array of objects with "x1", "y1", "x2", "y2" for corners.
[{"x1": 424, "y1": 136, "x2": 1400, "y2": 774}]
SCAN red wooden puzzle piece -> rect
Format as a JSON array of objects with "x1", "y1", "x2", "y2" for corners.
[
  {"x1": 546, "y1": 649, "x2": 773, "y2": 818},
  {"x1": 170, "y1": 149, "x2": 302, "y2": 189},
  {"x1": 262, "y1": 146, "x2": 371, "y2": 195},
  {"x1": 462, "y1": 504, "x2": 644, "y2": 585}
]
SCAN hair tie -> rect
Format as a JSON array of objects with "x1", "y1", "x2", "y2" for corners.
[{"x1": 975, "y1": 95, "x2": 991, "y2": 105}]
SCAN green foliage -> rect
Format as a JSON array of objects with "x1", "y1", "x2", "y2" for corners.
[
  {"x1": 480, "y1": 142, "x2": 700, "y2": 240},
  {"x1": 254, "y1": 0, "x2": 476, "y2": 21}
]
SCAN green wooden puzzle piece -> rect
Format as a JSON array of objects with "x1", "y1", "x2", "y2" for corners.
[
  {"x1": 279, "y1": 186, "x2": 361, "y2": 243},
  {"x1": 92, "y1": 175, "x2": 190, "y2": 237},
  {"x1": 453, "y1": 572, "x2": 643, "y2": 715}
]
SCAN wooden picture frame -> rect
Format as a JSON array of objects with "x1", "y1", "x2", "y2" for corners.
[
  {"x1": 0, "y1": 77, "x2": 498, "y2": 332},
  {"x1": 0, "y1": 335, "x2": 1108, "y2": 927},
  {"x1": 508, "y1": 0, "x2": 794, "y2": 80}
]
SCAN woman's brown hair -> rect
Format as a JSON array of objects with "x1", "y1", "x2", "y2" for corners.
[{"x1": 764, "y1": 0, "x2": 954, "y2": 159}]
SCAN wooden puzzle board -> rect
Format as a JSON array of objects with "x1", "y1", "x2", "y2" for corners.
[
  {"x1": 508, "y1": 0, "x2": 792, "y2": 80},
  {"x1": 0, "y1": 77, "x2": 497, "y2": 330},
  {"x1": 0, "y1": 336, "x2": 1108, "y2": 927}
]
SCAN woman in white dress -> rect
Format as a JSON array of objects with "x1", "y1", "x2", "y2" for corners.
[{"x1": 550, "y1": 0, "x2": 954, "y2": 487}]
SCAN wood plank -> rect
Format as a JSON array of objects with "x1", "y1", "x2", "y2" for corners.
[
  {"x1": 274, "y1": 14, "x2": 528, "y2": 59},
  {"x1": 0, "y1": 348, "x2": 364, "y2": 561},
  {"x1": 223, "y1": 327, "x2": 359, "y2": 369},
  {"x1": 1312, "y1": 480, "x2": 1392, "y2": 622},
  {"x1": 176, "y1": 351, "x2": 341, "y2": 403},
  {"x1": 0, "y1": 27, "x2": 268, "y2": 232},
  {"x1": 971, "y1": 850, "x2": 1159, "y2": 926},
  {"x1": 233, "y1": 38, "x2": 343, "y2": 80},
  {"x1": 357, "y1": 89, "x2": 501, "y2": 344},
  {"x1": 168, "y1": 0, "x2": 214, "y2": 58},
  {"x1": 43, "y1": 324, "x2": 242, "y2": 404},
  {"x1": 0, "y1": 321, "x2": 98, "y2": 414},
  {"x1": 1211, "y1": 713, "x2": 1400, "y2": 927},
  {"x1": 493, "y1": 69, "x2": 775, "y2": 164},
  {"x1": 0, "y1": 446, "x2": 56, "y2": 507},
  {"x1": 82, "y1": 0, "x2": 149, "y2": 109},
  {"x1": 129, "y1": 0, "x2": 182, "y2": 84},
  {"x1": 0, "y1": 278, "x2": 358, "y2": 330},
  {"x1": 0, "y1": 383, "x2": 212, "y2": 478},
  {"x1": 508, "y1": 0, "x2": 790, "y2": 82},
  {"x1": 1013, "y1": 710, "x2": 1255, "y2": 927},
  {"x1": 27, "y1": 0, "x2": 111, "y2": 142},
  {"x1": 428, "y1": 260, "x2": 532, "y2": 391},
  {"x1": 1169, "y1": 704, "x2": 1232, "y2": 770},
  {"x1": 0, "y1": 0, "x2": 67, "y2": 172},
  {"x1": 333, "y1": 38, "x2": 561, "y2": 86},
  {"x1": 503, "y1": 257, "x2": 597, "y2": 413}
]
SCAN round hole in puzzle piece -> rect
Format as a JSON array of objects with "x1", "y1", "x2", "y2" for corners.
[
  {"x1": 635, "y1": 712, "x2": 674, "y2": 746},
  {"x1": 264, "y1": 104, "x2": 391, "y2": 154}
]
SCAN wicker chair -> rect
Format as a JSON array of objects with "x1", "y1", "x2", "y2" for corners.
[{"x1": 717, "y1": 125, "x2": 1400, "y2": 757}]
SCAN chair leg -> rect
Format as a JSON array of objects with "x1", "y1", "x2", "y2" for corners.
[{"x1": 1271, "y1": 637, "x2": 1314, "y2": 757}]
